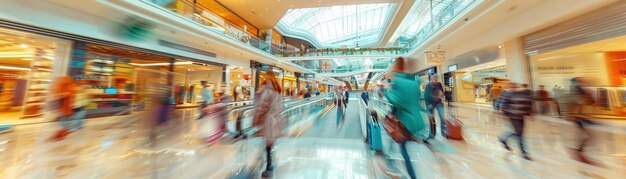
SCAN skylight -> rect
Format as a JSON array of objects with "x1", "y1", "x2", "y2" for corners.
[{"x1": 276, "y1": 3, "x2": 395, "y2": 48}]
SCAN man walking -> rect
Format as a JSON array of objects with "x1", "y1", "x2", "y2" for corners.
[
  {"x1": 498, "y1": 82, "x2": 533, "y2": 160},
  {"x1": 424, "y1": 74, "x2": 446, "y2": 138}
]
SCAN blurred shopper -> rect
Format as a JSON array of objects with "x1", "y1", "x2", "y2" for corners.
[
  {"x1": 343, "y1": 88, "x2": 350, "y2": 107},
  {"x1": 199, "y1": 88, "x2": 230, "y2": 144},
  {"x1": 424, "y1": 74, "x2": 446, "y2": 139},
  {"x1": 335, "y1": 88, "x2": 346, "y2": 127},
  {"x1": 69, "y1": 80, "x2": 90, "y2": 131},
  {"x1": 303, "y1": 89, "x2": 312, "y2": 98},
  {"x1": 252, "y1": 71, "x2": 284, "y2": 177},
  {"x1": 535, "y1": 85, "x2": 550, "y2": 114},
  {"x1": 198, "y1": 81, "x2": 214, "y2": 119},
  {"x1": 315, "y1": 89, "x2": 321, "y2": 96},
  {"x1": 563, "y1": 77, "x2": 599, "y2": 165},
  {"x1": 520, "y1": 84, "x2": 533, "y2": 96},
  {"x1": 361, "y1": 91, "x2": 369, "y2": 105},
  {"x1": 491, "y1": 86, "x2": 503, "y2": 109},
  {"x1": 50, "y1": 77, "x2": 77, "y2": 141},
  {"x1": 498, "y1": 82, "x2": 533, "y2": 160},
  {"x1": 382, "y1": 57, "x2": 425, "y2": 179}
]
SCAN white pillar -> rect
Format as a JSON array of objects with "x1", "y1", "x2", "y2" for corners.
[
  {"x1": 224, "y1": 67, "x2": 231, "y2": 95},
  {"x1": 504, "y1": 38, "x2": 531, "y2": 85}
]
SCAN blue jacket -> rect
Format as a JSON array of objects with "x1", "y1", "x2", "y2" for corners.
[{"x1": 384, "y1": 73, "x2": 426, "y2": 138}]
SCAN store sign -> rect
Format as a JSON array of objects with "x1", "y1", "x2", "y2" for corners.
[
  {"x1": 448, "y1": 64, "x2": 457, "y2": 72},
  {"x1": 285, "y1": 71, "x2": 295, "y2": 77},
  {"x1": 425, "y1": 51, "x2": 446, "y2": 65},
  {"x1": 303, "y1": 73, "x2": 315, "y2": 79}
]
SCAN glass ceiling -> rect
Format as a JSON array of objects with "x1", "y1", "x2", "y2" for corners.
[{"x1": 276, "y1": 3, "x2": 395, "y2": 48}]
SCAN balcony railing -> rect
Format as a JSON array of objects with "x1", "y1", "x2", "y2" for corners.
[
  {"x1": 284, "y1": 47, "x2": 408, "y2": 58},
  {"x1": 144, "y1": 0, "x2": 476, "y2": 59}
]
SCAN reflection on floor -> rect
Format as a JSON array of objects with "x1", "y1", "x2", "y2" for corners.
[{"x1": 1, "y1": 99, "x2": 625, "y2": 178}]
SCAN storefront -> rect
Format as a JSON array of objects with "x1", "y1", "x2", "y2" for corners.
[
  {"x1": 523, "y1": 1, "x2": 626, "y2": 117},
  {"x1": 527, "y1": 34, "x2": 626, "y2": 116},
  {"x1": 283, "y1": 71, "x2": 297, "y2": 97},
  {"x1": 252, "y1": 61, "x2": 283, "y2": 92},
  {"x1": 68, "y1": 43, "x2": 225, "y2": 117},
  {"x1": 441, "y1": 46, "x2": 508, "y2": 104},
  {"x1": 0, "y1": 27, "x2": 71, "y2": 122},
  {"x1": 230, "y1": 66, "x2": 252, "y2": 101}
]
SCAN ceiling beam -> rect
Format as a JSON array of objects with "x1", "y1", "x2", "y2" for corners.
[{"x1": 379, "y1": 0, "x2": 415, "y2": 47}]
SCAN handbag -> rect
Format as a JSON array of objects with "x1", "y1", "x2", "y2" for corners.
[
  {"x1": 382, "y1": 113, "x2": 407, "y2": 143},
  {"x1": 381, "y1": 108, "x2": 417, "y2": 143}
]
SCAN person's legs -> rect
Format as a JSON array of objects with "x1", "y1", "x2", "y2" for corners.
[
  {"x1": 435, "y1": 103, "x2": 447, "y2": 137},
  {"x1": 511, "y1": 119, "x2": 530, "y2": 159},
  {"x1": 426, "y1": 104, "x2": 437, "y2": 139},
  {"x1": 498, "y1": 117, "x2": 517, "y2": 151},
  {"x1": 197, "y1": 101, "x2": 207, "y2": 119},
  {"x1": 336, "y1": 107, "x2": 343, "y2": 127},
  {"x1": 400, "y1": 142, "x2": 417, "y2": 179},
  {"x1": 262, "y1": 145, "x2": 273, "y2": 177},
  {"x1": 576, "y1": 118, "x2": 595, "y2": 152}
]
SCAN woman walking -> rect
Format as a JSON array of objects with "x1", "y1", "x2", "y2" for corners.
[
  {"x1": 253, "y1": 71, "x2": 284, "y2": 177},
  {"x1": 382, "y1": 57, "x2": 426, "y2": 179}
]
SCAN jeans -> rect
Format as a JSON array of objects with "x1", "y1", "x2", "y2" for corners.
[
  {"x1": 61, "y1": 107, "x2": 85, "y2": 131},
  {"x1": 400, "y1": 142, "x2": 417, "y2": 179},
  {"x1": 501, "y1": 118, "x2": 527, "y2": 153},
  {"x1": 428, "y1": 102, "x2": 447, "y2": 137},
  {"x1": 336, "y1": 107, "x2": 344, "y2": 127}
]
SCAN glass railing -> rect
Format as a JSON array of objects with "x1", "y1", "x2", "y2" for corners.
[
  {"x1": 143, "y1": 0, "x2": 475, "y2": 59},
  {"x1": 399, "y1": 0, "x2": 477, "y2": 51},
  {"x1": 283, "y1": 47, "x2": 408, "y2": 58},
  {"x1": 143, "y1": 0, "x2": 296, "y2": 57}
]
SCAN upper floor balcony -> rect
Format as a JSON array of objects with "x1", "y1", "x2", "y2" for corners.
[{"x1": 143, "y1": 0, "x2": 477, "y2": 65}]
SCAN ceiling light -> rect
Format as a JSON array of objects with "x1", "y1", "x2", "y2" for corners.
[
  {"x1": 497, "y1": 45, "x2": 503, "y2": 49},
  {"x1": 22, "y1": 58, "x2": 32, "y2": 61},
  {"x1": 0, "y1": 66, "x2": 31, "y2": 71},
  {"x1": 20, "y1": 44, "x2": 28, "y2": 48}
]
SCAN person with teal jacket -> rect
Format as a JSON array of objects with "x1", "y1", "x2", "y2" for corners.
[{"x1": 381, "y1": 57, "x2": 425, "y2": 179}]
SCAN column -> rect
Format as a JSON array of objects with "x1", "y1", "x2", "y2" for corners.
[
  {"x1": 504, "y1": 38, "x2": 531, "y2": 85},
  {"x1": 224, "y1": 66, "x2": 231, "y2": 97}
]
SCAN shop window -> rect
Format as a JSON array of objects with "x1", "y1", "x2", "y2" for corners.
[{"x1": 0, "y1": 28, "x2": 70, "y2": 121}]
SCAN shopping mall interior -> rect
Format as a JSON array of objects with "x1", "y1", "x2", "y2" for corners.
[{"x1": 0, "y1": 0, "x2": 625, "y2": 178}]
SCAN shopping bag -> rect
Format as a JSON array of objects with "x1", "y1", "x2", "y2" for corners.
[{"x1": 369, "y1": 120, "x2": 383, "y2": 151}]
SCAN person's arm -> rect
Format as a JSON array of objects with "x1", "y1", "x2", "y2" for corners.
[{"x1": 253, "y1": 90, "x2": 270, "y2": 126}]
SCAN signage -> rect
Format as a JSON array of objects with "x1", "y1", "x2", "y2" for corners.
[
  {"x1": 448, "y1": 64, "x2": 457, "y2": 72},
  {"x1": 303, "y1": 73, "x2": 315, "y2": 79},
  {"x1": 425, "y1": 51, "x2": 446, "y2": 65}
]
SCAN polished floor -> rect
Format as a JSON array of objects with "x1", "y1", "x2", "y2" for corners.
[{"x1": 1, "y1": 98, "x2": 625, "y2": 178}]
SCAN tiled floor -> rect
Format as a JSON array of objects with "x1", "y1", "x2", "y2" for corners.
[{"x1": 1, "y1": 98, "x2": 625, "y2": 178}]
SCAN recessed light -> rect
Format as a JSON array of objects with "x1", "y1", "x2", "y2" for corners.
[{"x1": 20, "y1": 44, "x2": 28, "y2": 48}]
